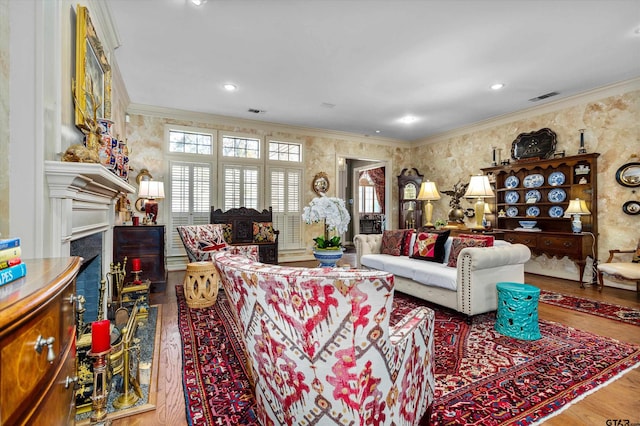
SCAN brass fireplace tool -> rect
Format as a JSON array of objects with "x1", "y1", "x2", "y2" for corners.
[{"x1": 113, "y1": 303, "x2": 142, "y2": 409}]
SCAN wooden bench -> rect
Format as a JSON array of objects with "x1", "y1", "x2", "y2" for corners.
[{"x1": 210, "y1": 206, "x2": 279, "y2": 264}]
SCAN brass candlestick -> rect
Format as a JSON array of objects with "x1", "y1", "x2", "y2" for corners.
[
  {"x1": 113, "y1": 304, "x2": 142, "y2": 409},
  {"x1": 88, "y1": 348, "x2": 112, "y2": 423}
]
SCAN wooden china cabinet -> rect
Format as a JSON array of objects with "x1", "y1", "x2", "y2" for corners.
[
  {"x1": 398, "y1": 168, "x2": 423, "y2": 229},
  {"x1": 482, "y1": 153, "x2": 599, "y2": 286}
]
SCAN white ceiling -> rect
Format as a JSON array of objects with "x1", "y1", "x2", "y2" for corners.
[{"x1": 106, "y1": 0, "x2": 640, "y2": 142}]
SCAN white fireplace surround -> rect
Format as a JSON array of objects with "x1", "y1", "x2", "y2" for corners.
[{"x1": 45, "y1": 161, "x2": 135, "y2": 281}]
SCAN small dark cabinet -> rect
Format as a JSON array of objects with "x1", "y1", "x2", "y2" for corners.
[{"x1": 113, "y1": 225, "x2": 167, "y2": 293}]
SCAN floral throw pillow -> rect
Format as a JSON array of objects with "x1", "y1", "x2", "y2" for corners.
[
  {"x1": 458, "y1": 233, "x2": 494, "y2": 247},
  {"x1": 411, "y1": 230, "x2": 450, "y2": 263},
  {"x1": 253, "y1": 222, "x2": 276, "y2": 243},
  {"x1": 221, "y1": 223, "x2": 233, "y2": 243},
  {"x1": 447, "y1": 237, "x2": 488, "y2": 268},
  {"x1": 381, "y1": 230, "x2": 406, "y2": 256}
]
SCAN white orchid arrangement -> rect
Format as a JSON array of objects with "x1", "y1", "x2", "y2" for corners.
[{"x1": 302, "y1": 195, "x2": 351, "y2": 249}]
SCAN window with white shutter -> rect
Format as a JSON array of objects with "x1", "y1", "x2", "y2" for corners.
[
  {"x1": 221, "y1": 164, "x2": 260, "y2": 210},
  {"x1": 268, "y1": 167, "x2": 303, "y2": 249}
]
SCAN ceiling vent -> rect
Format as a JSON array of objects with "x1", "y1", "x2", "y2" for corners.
[
  {"x1": 528, "y1": 91, "x2": 559, "y2": 102},
  {"x1": 248, "y1": 108, "x2": 266, "y2": 114}
]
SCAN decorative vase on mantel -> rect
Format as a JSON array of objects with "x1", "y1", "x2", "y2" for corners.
[{"x1": 313, "y1": 248, "x2": 344, "y2": 267}]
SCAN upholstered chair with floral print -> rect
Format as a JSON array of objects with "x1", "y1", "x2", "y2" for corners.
[
  {"x1": 177, "y1": 224, "x2": 259, "y2": 262},
  {"x1": 214, "y1": 251, "x2": 435, "y2": 426}
]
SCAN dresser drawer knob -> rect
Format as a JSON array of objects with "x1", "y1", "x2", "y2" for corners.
[
  {"x1": 69, "y1": 294, "x2": 85, "y2": 311},
  {"x1": 64, "y1": 375, "x2": 78, "y2": 389},
  {"x1": 34, "y1": 335, "x2": 56, "y2": 363}
]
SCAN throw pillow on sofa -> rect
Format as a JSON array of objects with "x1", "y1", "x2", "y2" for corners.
[
  {"x1": 458, "y1": 233, "x2": 494, "y2": 247},
  {"x1": 197, "y1": 225, "x2": 228, "y2": 252},
  {"x1": 381, "y1": 230, "x2": 407, "y2": 256},
  {"x1": 410, "y1": 229, "x2": 450, "y2": 263},
  {"x1": 402, "y1": 229, "x2": 415, "y2": 256},
  {"x1": 447, "y1": 237, "x2": 488, "y2": 267}
]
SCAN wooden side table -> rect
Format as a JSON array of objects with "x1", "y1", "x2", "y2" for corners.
[
  {"x1": 113, "y1": 225, "x2": 167, "y2": 293},
  {"x1": 183, "y1": 262, "x2": 220, "y2": 309}
]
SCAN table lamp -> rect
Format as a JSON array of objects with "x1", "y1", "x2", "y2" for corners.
[
  {"x1": 139, "y1": 180, "x2": 165, "y2": 224},
  {"x1": 565, "y1": 198, "x2": 590, "y2": 233},
  {"x1": 417, "y1": 180, "x2": 441, "y2": 227},
  {"x1": 464, "y1": 174, "x2": 494, "y2": 229}
]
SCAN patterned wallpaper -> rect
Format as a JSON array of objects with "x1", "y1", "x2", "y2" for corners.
[
  {"x1": 125, "y1": 84, "x2": 639, "y2": 287},
  {"x1": 0, "y1": 0, "x2": 9, "y2": 237}
]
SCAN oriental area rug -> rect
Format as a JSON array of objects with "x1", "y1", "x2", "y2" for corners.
[
  {"x1": 539, "y1": 290, "x2": 640, "y2": 326},
  {"x1": 176, "y1": 286, "x2": 640, "y2": 426}
]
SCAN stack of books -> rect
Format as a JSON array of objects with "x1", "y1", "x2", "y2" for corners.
[{"x1": 0, "y1": 237, "x2": 26, "y2": 287}]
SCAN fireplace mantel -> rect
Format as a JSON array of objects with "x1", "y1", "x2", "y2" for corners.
[{"x1": 44, "y1": 161, "x2": 136, "y2": 277}]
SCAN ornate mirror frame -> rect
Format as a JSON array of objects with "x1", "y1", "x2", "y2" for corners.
[
  {"x1": 312, "y1": 172, "x2": 330, "y2": 195},
  {"x1": 615, "y1": 162, "x2": 640, "y2": 188}
]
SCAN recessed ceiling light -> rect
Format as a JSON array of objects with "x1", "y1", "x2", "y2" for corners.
[
  {"x1": 191, "y1": 0, "x2": 207, "y2": 5},
  {"x1": 491, "y1": 83, "x2": 505, "y2": 90},
  {"x1": 223, "y1": 83, "x2": 238, "y2": 91},
  {"x1": 375, "y1": 130, "x2": 381, "y2": 134},
  {"x1": 399, "y1": 115, "x2": 418, "y2": 124}
]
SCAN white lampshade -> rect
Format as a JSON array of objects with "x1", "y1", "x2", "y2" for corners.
[
  {"x1": 417, "y1": 181, "x2": 441, "y2": 201},
  {"x1": 565, "y1": 198, "x2": 590, "y2": 216},
  {"x1": 464, "y1": 175, "x2": 495, "y2": 198},
  {"x1": 139, "y1": 180, "x2": 165, "y2": 199}
]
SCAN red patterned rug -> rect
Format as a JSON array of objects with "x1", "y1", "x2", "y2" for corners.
[
  {"x1": 177, "y1": 286, "x2": 640, "y2": 425},
  {"x1": 539, "y1": 290, "x2": 640, "y2": 326}
]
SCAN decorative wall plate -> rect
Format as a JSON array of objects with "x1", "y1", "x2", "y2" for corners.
[
  {"x1": 547, "y1": 171, "x2": 566, "y2": 186},
  {"x1": 548, "y1": 205, "x2": 564, "y2": 218},
  {"x1": 312, "y1": 172, "x2": 330, "y2": 195},
  {"x1": 526, "y1": 206, "x2": 540, "y2": 217},
  {"x1": 511, "y1": 128, "x2": 557, "y2": 160},
  {"x1": 548, "y1": 188, "x2": 567, "y2": 203},
  {"x1": 506, "y1": 206, "x2": 519, "y2": 217},
  {"x1": 505, "y1": 191, "x2": 519, "y2": 204},
  {"x1": 525, "y1": 189, "x2": 541, "y2": 203},
  {"x1": 523, "y1": 174, "x2": 544, "y2": 188},
  {"x1": 504, "y1": 175, "x2": 519, "y2": 189}
]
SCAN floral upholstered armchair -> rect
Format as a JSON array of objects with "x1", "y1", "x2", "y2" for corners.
[
  {"x1": 214, "y1": 251, "x2": 435, "y2": 426},
  {"x1": 177, "y1": 224, "x2": 258, "y2": 262}
]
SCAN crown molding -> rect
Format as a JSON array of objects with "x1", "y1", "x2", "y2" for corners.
[
  {"x1": 412, "y1": 77, "x2": 640, "y2": 147},
  {"x1": 126, "y1": 103, "x2": 409, "y2": 148},
  {"x1": 88, "y1": 0, "x2": 121, "y2": 52}
]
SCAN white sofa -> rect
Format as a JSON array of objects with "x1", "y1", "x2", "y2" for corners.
[{"x1": 354, "y1": 233, "x2": 531, "y2": 317}]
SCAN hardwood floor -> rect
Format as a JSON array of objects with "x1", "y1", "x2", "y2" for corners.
[{"x1": 111, "y1": 265, "x2": 640, "y2": 425}]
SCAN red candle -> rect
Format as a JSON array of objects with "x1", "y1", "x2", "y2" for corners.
[
  {"x1": 91, "y1": 319, "x2": 111, "y2": 353},
  {"x1": 132, "y1": 258, "x2": 141, "y2": 271}
]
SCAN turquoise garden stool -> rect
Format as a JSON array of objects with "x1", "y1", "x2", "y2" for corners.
[{"x1": 495, "y1": 282, "x2": 541, "y2": 340}]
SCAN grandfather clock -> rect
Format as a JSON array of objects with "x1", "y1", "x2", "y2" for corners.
[{"x1": 398, "y1": 168, "x2": 423, "y2": 229}]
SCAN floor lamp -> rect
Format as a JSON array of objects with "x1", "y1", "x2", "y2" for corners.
[
  {"x1": 417, "y1": 180, "x2": 441, "y2": 227},
  {"x1": 464, "y1": 174, "x2": 494, "y2": 229}
]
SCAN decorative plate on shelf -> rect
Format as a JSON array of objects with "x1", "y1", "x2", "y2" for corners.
[
  {"x1": 504, "y1": 175, "x2": 519, "y2": 189},
  {"x1": 505, "y1": 191, "x2": 519, "y2": 204},
  {"x1": 547, "y1": 171, "x2": 566, "y2": 186},
  {"x1": 523, "y1": 174, "x2": 544, "y2": 188},
  {"x1": 526, "y1": 206, "x2": 541, "y2": 217},
  {"x1": 548, "y1": 188, "x2": 567, "y2": 203},
  {"x1": 549, "y1": 205, "x2": 564, "y2": 218},
  {"x1": 506, "y1": 206, "x2": 519, "y2": 217},
  {"x1": 525, "y1": 189, "x2": 541, "y2": 203}
]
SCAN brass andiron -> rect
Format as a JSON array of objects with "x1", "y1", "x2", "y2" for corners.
[
  {"x1": 113, "y1": 304, "x2": 142, "y2": 409},
  {"x1": 109, "y1": 257, "x2": 127, "y2": 308}
]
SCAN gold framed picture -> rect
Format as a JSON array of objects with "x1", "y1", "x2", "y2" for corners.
[{"x1": 74, "y1": 5, "x2": 111, "y2": 127}]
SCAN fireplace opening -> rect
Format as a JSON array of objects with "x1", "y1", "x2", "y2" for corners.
[{"x1": 70, "y1": 232, "x2": 104, "y2": 325}]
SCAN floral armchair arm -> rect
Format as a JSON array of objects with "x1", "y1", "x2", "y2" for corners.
[{"x1": 388, "y1": 306, "x2": 435, "y2": 424}]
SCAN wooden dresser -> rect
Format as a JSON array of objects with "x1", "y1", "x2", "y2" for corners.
[
  {"x1": 0, "y1": 257, "x2": 81, "y2": 425},
  {"x1": 113, "y1": 225, "x2": 167, "y2": 293}
]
